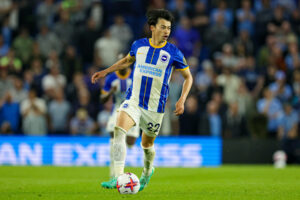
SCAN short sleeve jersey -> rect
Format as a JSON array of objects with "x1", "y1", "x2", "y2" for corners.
[
  {"x1": 102, "y1": 69, "x2": 133, "y2": 109},
  {"x1": 126, "y1": 38, "x2": 189, "y2": 113}
]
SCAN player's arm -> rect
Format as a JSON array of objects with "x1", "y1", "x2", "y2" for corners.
[
  {"x1": 91, "y1": 54, "x2": 135, "y2": 84},
  {"x1": 174, "y1": 68, "x2": 193, "y2": 116},
  {"x1": 100, "y1": 86, "x2": 117, "y2": 104}
]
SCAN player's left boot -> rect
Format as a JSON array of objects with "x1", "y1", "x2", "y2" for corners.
[
  {"x1": 101, "y1": 177, "x2": 117, "y2": 189},
  {"x1": 139, "y1": 167, "x2": 155, "y2": 191}
]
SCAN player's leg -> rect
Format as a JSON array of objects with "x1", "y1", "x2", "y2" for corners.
[
  {"x1": 108, "y1": 132, "x2": 114, "y2": 178},
  {"x1": 101, "y1": 111, "x2": 135, "y2": 189},
  {"x1": 105, "y1": 111, "x2": 117, "y2": 179},
  {"x1": 113, "y1": 110, "x2": 136, "y2": 177},
  {"x1": 139, "y1": 132, "x2": 156, "y2": 191},
  {"x1": 126, "y1": 122, "x2": 140, "y2": 148},
  {"x1": 139, "y1": 110, "x2": 164, "y2": 191}
]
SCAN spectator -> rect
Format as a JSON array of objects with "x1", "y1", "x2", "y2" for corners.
[
  {"x1": 292, "y1": 70, "x2": 300, "y2": 118},
  {"x1": 285, "y1": 42, "x2": 300, "y2": 70},
  {"x1": 204, "y1": 13, "x2": 231, "y2": 53},
  {"x1": 220, "y1": 43, "x2": 240, "y2": 70},
  {"x1": 216, "y1": 67, "x2": 241, "y2": 104},
  {"x1": 210, "y1": 0, "x2": 233, "y2": 28},
  {"x1": 269, "y1": 70, "x2": 292, "y2": 102},
  {"x1": 257, "y1": 34, "x2": 277, "y2": 69},
  {"x1": 199, "y1": 100, "x2": 222, "y2": 136},
  {"x1": 179, "y1": 95, "x2": 200, "y2": 135},
  {"x1": 48, "y1": 88, "x2": 71, "y2": 134},
  {"x1": 278, "y1": 102, "x2": 298, "y2": 140},
  {"x1": 255, "y1": 0, "x2": 273, "y2": 46},
  {"x1": 233, "y1": 29, "x2": 254, "y2": 57},
  {"x1": 191, "y1": 0, "x2": 209, "y2": 37},
  {"x1": 109, "y1": 15, "x2": 133, "y2": 52},
  {"x1": 0, "y1": 34, "x2": 9, "y2": 57},
  {"x1": 20, "y1": 88, "x2": 47, "y2": 135},
  {"x1": 0, "y1": 65, "x2": 13, "y2": 100},
  {"x1": 236, "y1": 0, "x2": 255, "y2": 36},
  {"x1": 168, "y1": 0, "x2": 192, "y2": 24},
  {"x1": 75, "y1": 18, "x2": 100, "y2": 66},
  {"x1": 42, "y1": 63, "x2": 66, "y2": 101},
  {"x1": 36, "y1": 25, "x2": 62, "y2": 57},
  {"x1": 0, "y1": 49, "x2": 22, "y2": 75},
  {"x1": 278, "y1": 102, "x2": 299, "y2": 163},
  {"x1": 12, "y1": 27, "x2": 33, "y2": 68},
  {"x1": 223, "y1": 102, "x2": 248, "y2": 138},
  {"x1": 0, "y1": 92, "x2": 20, "y2": 134},
  {"x1": 70, "y1": 108, "x2": 95, "y2": 136},
  {"x1": 86, "y1": 0, "x2": 104, "y2": 30},
  {"x1": 72, "y1": 88, "x2": 98, "y2": 120},
  {"x1": 61, "y1": 45, "x2": 82, "y2": 83},
  {"x1": 172, "y1": 16, "x2": 201, "y2": 58},
  {"x1": 53, "y1": 10, "x2": 74, "y2": 47},
  {"x1": 257, "y1": 87, "x2": 283, "y2": 137},
  {"x1": 36, "y1": 0, "x2": 58, "y2": 28},
  {"x1": 238, "y1": 56, "x2": 264, "y2": 98},
  {"x1": 10, "y1": 76, "x2": 28, "y2": 103},
  {"x1": 94, "y1": 29, "x2": 122, "y2": 67}
]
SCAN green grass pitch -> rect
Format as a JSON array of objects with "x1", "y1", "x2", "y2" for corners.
[{"x1": 0, "y1": 165, "x2": 300, "y2": 200}]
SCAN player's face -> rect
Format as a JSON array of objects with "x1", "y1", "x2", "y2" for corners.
[{"x1": 152, "y1": 18, "x2": 171, "y2": 42}]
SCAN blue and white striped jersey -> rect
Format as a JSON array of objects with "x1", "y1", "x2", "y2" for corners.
[
  {"x1": 102, "y1": 69, "x2": 133, "y2": 109},
  {"x1": 126, "y1": 38, "x2": 189, "y2": 113}
]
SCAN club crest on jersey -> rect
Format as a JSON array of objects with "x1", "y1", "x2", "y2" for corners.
[
  {"x1": 123, "y1": 103, "x2": 129, "y2": 108},
  {"x1": 161, "y1": 54, "x2": 168, "y2": 63}
]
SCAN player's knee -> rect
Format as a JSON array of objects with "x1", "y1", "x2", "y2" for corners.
[
  {"x1": 126, "y1": 136, "x2": 136, "y2": 147},
  {"x1": 141, "y1": 140, "x2": 154, "y2": 148},
  {"x1": 114, "y1": 126, "x2": 127, "y2": 141}
]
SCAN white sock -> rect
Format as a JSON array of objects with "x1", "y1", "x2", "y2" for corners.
[
  {"x1": 109, "y1": 138, "x2": 114, "y2": 178},
  {"x1": 142, "y1": 144, "x2": 155, "y2": 176},
  {"x1": 113, "y1": 126, "x2": 127, "y2": 177}
]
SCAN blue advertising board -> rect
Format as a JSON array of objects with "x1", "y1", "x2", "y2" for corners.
[{"x1": 0, "y1": 136, "x2": 222, "y2": 167}]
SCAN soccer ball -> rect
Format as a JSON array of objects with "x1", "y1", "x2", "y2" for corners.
[{"x1": 116, "y1": 173, "x2": 140, "y2": 194}]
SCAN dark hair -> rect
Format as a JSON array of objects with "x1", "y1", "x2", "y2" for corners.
[{"x1": 146, "y1": 9, "x2": 174, "y2": 26}]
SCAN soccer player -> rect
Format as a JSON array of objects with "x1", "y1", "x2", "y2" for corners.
[
  {"x1": 100, "y1": 53, "x2": 140, "y2": 182},
  {"x1": 91, "y1": 9, "x2": 193, "y2": 191}
]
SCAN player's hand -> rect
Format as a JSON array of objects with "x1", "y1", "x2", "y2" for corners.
[
  {"x1": 91, "y1": 71, "x2": 107, "y2": 84},
  {"x1": 174, "y1": 99, "x2": 185, "y2": 116}
]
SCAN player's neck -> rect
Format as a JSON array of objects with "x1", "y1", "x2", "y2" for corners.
[{"x1": 150, "y1": 37, "x2": 164, "y2": 46}]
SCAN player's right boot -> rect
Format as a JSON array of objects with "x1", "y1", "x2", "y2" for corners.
[
  {"x1": 139, "y1": 167, "x2": 155, "y2": 191},
  {"x1": 101, "y1": 177, "x2": 117, "y2": 189}
]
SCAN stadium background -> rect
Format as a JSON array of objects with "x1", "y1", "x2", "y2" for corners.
[{"x1": 0, "y1": 0, "x2": 300, "y2": 166}]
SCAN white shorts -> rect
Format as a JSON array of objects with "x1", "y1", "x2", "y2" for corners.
[
  {"x1": 118, "y1": 100, "x2": 164, "y2": 137},
  {"x1": 106, "y1": 107, "x2": 140, "y2": 138}
]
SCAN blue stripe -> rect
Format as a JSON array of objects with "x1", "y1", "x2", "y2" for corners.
[
  {"x1": 120, "y1": 80, "x2": 126, "y2": 92},
  {"x1": 151, "y1": 49, "x2": 161, "y2": 65},
  {"x1": 143, "y1": 77, "x2": 153, "y2": 109},
  {"x1": 145, "y1": 47, "x2": 155, "y2": 64},
  {"x1": 138, "y1": 76, "x2": 147, "y2": 107},
  {"x1": 138, "y1": 76, "x2": 153, "y2": 110},
  {"x1": 157, "y1": 63, "x2": 173, "y2": 113}
]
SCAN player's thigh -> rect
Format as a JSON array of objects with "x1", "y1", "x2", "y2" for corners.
[
  {"x1": 117, "y1": 100, "x2": 142, "y2": 132},
  {"x1": 116, "y1": 111, "x2": 136, "y2": 132},
  {"x1": 140, "y1": 110, "x2": 164, "y2": 138}
]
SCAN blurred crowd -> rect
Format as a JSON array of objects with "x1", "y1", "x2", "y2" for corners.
[{"x1": 0, "y1": 0, "x2": 300, "y2": 142}]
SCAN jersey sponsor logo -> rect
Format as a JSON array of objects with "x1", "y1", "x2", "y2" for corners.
[
  {"x1": 161, "y1": 54, "x2": 168, "y2": 63},
  {"x1": 137, "y1": 64, "x2": 162, "y2": 77},
  {"x1": 123, "y1": 103, "x2": 129, "y2": 108}
]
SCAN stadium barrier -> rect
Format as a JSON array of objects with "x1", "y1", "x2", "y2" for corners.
[{"x1": 0, "y1": 136, "x2": 222, "y2": 167}]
